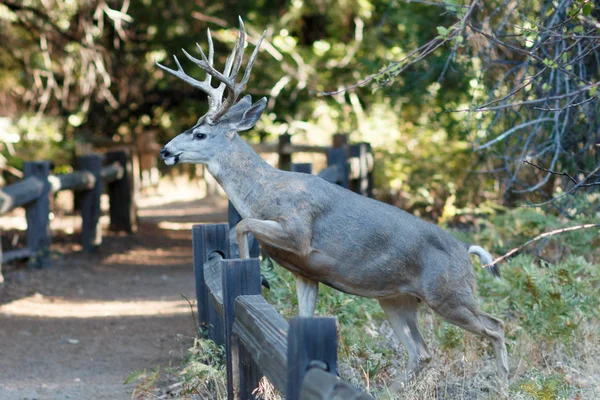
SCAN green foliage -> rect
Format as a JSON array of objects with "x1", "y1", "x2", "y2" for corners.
[
  {"x1": 176, "y1": 337, "x2": 227, "y2": 397},
  {"x1": 516, "y1": 371, "x2": 571, "y2": 400},
  {"x1": 467, "y1": 198, "x2": 600, "y2": 260},
  {"x1": 434, "y1": 323, "x2": 464, "y2": 352},
  {"x1": 124, "y1": 367, "x2": 161, "y2": 398},
  {"x1": 477, "y1": 255, "x2": 600, "y2": 342}
]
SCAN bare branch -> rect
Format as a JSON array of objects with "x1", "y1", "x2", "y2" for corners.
[{"x1": 486, "y1": 224, "x2": 600, "y2": 268}]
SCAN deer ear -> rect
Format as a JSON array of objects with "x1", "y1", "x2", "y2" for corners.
[{"x1": 232, "y1": 97, "x2": 267, "y2": 131}]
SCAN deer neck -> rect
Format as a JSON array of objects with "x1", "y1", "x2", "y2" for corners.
[{"x1": 207, "y1": 133, "x2": 276, "y2": 218}]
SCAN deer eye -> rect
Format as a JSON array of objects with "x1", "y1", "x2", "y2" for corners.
[{"x1": 194, "y1": 133, "x2": 207, "y2": 140}]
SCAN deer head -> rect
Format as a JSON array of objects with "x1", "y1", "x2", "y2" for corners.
[{"x1": 157, "y1": 18, "x2": 267, "y2": 166}]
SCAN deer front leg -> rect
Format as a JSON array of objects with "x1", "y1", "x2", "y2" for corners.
[
  {"x1": 236, "y1": 218, "x2": 318, "y2": 316},
  {"x1": 236, "y1": 218, "x2": 303, "y2": 257},
  {"x1": 295, "y1": 274, "x2": 318, "y2": 317}
]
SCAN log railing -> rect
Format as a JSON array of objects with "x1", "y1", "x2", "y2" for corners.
[
  {"x1": 193, "y1": 221, "x2": 374, "y2": 400},
  {"x1": 0, "y1": 150, "x2": 134, "y2": 275},
  {"x1": 251, "y1": 133, "x2": 374, "y2": 198},
  {"x1": 192, "y1": 153, "x2": 376, "y2": 400}
]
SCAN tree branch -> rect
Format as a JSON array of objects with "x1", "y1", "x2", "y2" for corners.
[{"x1": 486, "y1": 224, "x2": 600, "y2": 268}]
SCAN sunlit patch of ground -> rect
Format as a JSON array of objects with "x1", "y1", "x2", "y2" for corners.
[{"x1": 0, "y1": 292, "x2": 192, "y2": 318}]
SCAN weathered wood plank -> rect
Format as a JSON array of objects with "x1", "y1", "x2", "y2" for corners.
[
  {"x1": 105, "y1": 151, "x2": 135, "y2": 233},
  {"x1": 278, "y1": 134, "x2": 292, "y2": 171},
  {"x1": 48, "y1": 171, "x2": 95, "y2": 193},
  {"x1": 192, "y1": 223, "x2": 229, "y2": 344},
  {"x1": 24, "y1": 161, "x2": 51, "y2": 268},
  {"x1": 327, "y1": 148, "x2": 348, "y2": 188},
  {"x1": 0, "y1": 248, "x2": 34, "y2": 263},
  {"x1": 222, "y1": 259, "x2": 262, "y2": 400},
  {"x1": 204, "y1": 253, "x2": 224, "y2": 317},
  {"x1": 316, "y1": 165, "x2": 338, "y2": 184},
  {"x1": 0, "y1": 177, "x2": 44, "y2": 215},
  {"x1": 100, "y1": 162, "x2": 124, "y2": 183},
  {"x1": 228, "y1": 202, "x2": 259, "y2": 259},
  {"x1": 250, "y1": 143, "x2": 329, "y2": 155},
  {"x1": 78, "y1": 154, "x2": 103, "y2": 253},
  {"x1": 348, "y1": 143, "x2": 373, "y2": 197},
  {"x1": 287, "y1": 318, "x2": 338, "y2": 400},
  {"x1": 291, "y1": 163, "x2": 312, "y2": 174},
  {"x1": 300, "y1": 368, "x2": 375, "y2": 400},
  {"x1": 232, "y1": 295, "x2": 288, "y2": 392}
]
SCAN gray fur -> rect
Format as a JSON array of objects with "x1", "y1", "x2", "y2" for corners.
[{"x1": 160, "y1": 98, "x2": 509, "y2": 389}]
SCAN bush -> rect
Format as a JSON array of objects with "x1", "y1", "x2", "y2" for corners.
[{"x1": 477, "y1": 255, "x2": 600, "y2": 342}]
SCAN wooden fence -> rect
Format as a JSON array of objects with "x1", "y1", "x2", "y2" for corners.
[
  {"x1": 191, "y1": 159, "x2": 375, "y2": 399},
  {"x1": 250, "y1": 133, "x2": 374, "y2": 198},
  {"x1": 0, "y1": 150, "x2": 134, "y2": 275}
]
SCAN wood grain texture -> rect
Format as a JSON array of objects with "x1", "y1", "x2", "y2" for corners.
[
  {"x1": 105, "y1": 151, "x2": 135, "y2": 233},
  {"x1": 221, "y1": 259, "x2": 262, "y2": 400},
  {"x1": 23, "y1": 161, "x2": 51, "y2": 268},
  {"x1": 233, "y1": 295, "x2": 288, "y2": 391},
  {"x1": 78, "y1": 155, "x2": 103, "y2": 253},
  {"x1": 300, "y1": 368, "x2": 375, "y2": 400},
  {"x1": 192, "y1": 223, "x2": 229, "y2": 344},
  {"x1": 0, "y1": 177, "x2": 44, "y2": 215},
  {"x1": 286, "y1": 318, "x2": 337, "y2": 400}
]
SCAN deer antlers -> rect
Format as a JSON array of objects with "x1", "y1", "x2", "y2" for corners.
[{"x1": 156, "y1": 17, "x2": 266, "y2": 124}]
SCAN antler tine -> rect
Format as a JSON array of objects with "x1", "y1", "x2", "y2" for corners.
[
  {"x1": 238, "y1": 29, "x2": 267, "y2": 90},
  {"x1": 182, "y1": 48, "x2": 233, "y2": 90},
  {"x1": 211, "y1": 17, "x2": 260, "y2": 121},
  {"x1": 159, "y1": 17, "x2": 264, "y2": 123},
  {"x1": 229, "y1": 16, "x2": 247, "y2": 82},
  {"x1": 156, "y1": 55, "x2": 208, "y2": 91}
]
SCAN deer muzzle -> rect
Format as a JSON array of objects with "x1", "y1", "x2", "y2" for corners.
[{"x1": 160, "y1": 147, "x2": 181, "y2": 166}]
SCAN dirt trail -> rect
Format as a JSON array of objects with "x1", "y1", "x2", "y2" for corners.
[{"x1": 0, "y1": 196, "x2": 228, "y2": 400}]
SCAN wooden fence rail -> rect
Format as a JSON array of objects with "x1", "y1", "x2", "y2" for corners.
[
  {"x1": 191, "y1": 156, "x2": 375, "y2": 399},
  {"x1": 193, "y1": 222, "x2": 374, "y2": 400},
  {"x1": 0, "y1": 150, "x2": 134, "y2": 273},
  {"x1": 250, "y1": 133, "x2": 373, "y2": 197}
]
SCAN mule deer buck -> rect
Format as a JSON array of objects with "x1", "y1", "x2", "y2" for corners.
[{"x1": 157, "y1": 18, "x2": 509, "y2": 388}]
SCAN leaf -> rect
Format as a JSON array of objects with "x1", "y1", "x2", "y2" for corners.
[
  {"x1": 590, "y1": 86, "x2": 597, "y2": 96},
  {"x1": 583, "y1": 3, "x2": 593, "y2": 16},
  {"x1": 454, "y1": 35, "x2": 464, "y2": 44},
  {"x1": 574, "y1": 25, "x2": 584, "y2": 34},
  {"x1": 436, "y1": 26, "x2": 448, "y2": 37},
  {"x1": 562, "y1": 52, "x2": 568, "y2": 63}
]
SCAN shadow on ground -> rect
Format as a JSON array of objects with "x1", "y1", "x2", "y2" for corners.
[{"x1": 0, "y1": 195, "x2": 228, "y2": 400}]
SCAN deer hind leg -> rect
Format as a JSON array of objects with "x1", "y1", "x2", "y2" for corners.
[
  {"x1": 379, "y1": 295, "x2": 432, "y2": 387},
  {"x1": 429, "y1": 296, "x2": 509, "y2": 384}
]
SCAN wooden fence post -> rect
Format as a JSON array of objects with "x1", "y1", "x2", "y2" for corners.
[
  {"x1": 228, "y1": 201, "x2": 259, "y2": 259},
  {"x1": 332, "y1": 133, "x2": 348, "y2": 149},
  {"x1": 105, "y1": 150, "x2": 136, "y2": 233},
  {"x1": 287, "y1": 317, "x2": 338, "y2": 400},
  {"x1": 327, "y1": 148, "x2": 348, "y2": 189},
  {"x1": 222, "y1": 258, "x2": 262, "y2": 400},
  {"x1": 78, "y1": 154, "x2": 103, "y2": 252},
  {"x1": 278, "y1": 133, "x2": 292, "y2": 171},
  {"x1": 365, "y1": 143, "x2": 374, "y2": 198},
  {"x1": 192, "y1": 224, "x2": 229, "y2": 343},
  {"x1": 290, "y1": 163, "x2": 312, "y2": 174},
  {"x1": 23, "y1": 161, "x2": 51, "y2": 268},
  {"x1": 349, "y1": 143, "x2": 370, "y2": 197}
]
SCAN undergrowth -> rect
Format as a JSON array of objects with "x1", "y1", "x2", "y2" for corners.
[{"x1": 128, "y1": 203, "x2": 600, "y2": 399}]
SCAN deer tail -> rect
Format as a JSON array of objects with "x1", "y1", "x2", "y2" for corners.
[{"x1": 468, "y1": 245, "x2": 500, "y2": 278}]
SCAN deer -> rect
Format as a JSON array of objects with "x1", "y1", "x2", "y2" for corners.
[{"x1": 156, "y1": 18, "x2": 509, "y2": 390}]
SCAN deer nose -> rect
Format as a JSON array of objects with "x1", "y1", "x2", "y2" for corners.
[{"x1": 159, "y1": 147, "x2": 171, "y2": 159}]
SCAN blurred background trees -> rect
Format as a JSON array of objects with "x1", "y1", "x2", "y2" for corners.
[{"x1": 1, "y1": 0, "x2": 598, "y2": 219}]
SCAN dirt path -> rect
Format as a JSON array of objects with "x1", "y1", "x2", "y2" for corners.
[{"x1": 0, "y1": 196, "x2": 228, "y2": 400}]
